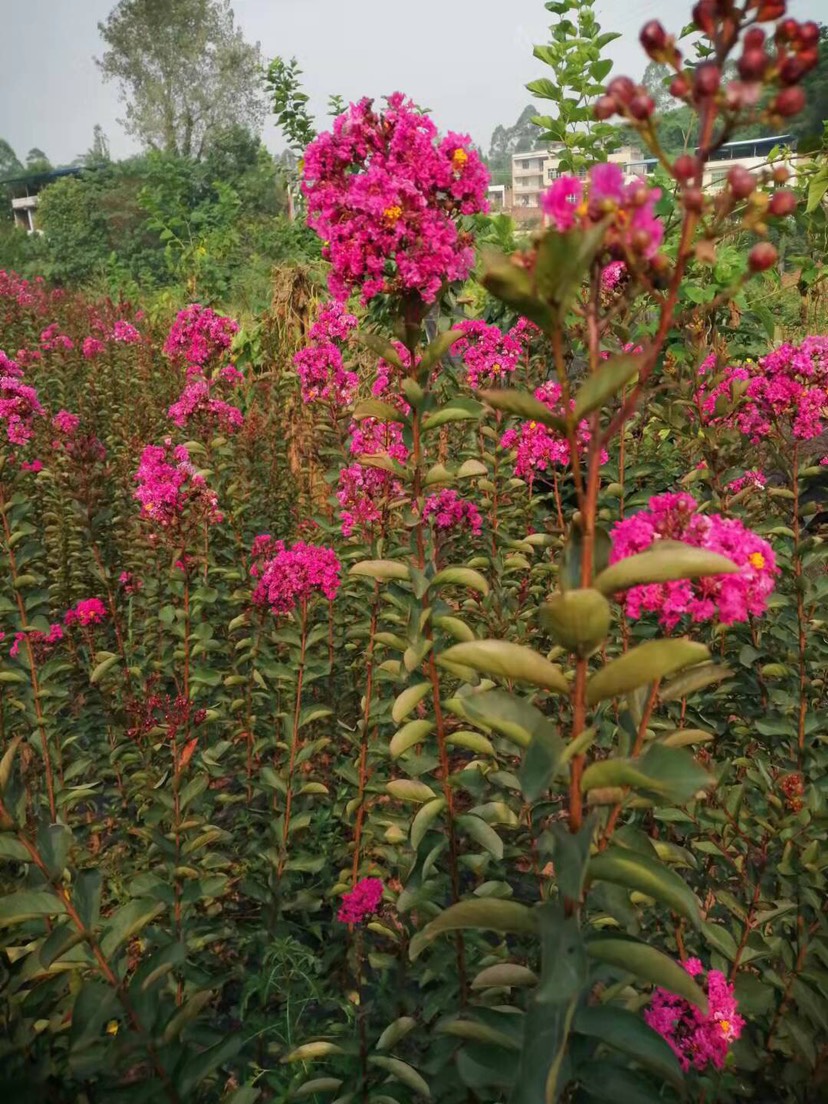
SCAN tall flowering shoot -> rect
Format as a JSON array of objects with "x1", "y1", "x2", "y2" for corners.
[
  {"x1": 302, "y1": 93, "x2": 489, "y2": 303},
  {"x1": 134, "y1": 440, "x2": 222, "y2": 535}
]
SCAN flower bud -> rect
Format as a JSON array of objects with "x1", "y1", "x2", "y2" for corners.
[
  {"x1": 799, "y1": 22, "x2": 820, "y2": 48},
  {"x1": 594, "y1": 95, "x2": 617, "y2": 120},
  {"x1": 743, "y1": 27, "x2": 766, "y2": 49},
  {"x1": 673, "y1": 154, "x2": 696, "y2": 182},
  {"x1": 540, "y1": 589, "x2": 612, "y2": 657},
  {"x1": 670, "y1": 74, "x2": 691, "y2": 98},
  {"x1": 728, "y1": 166, "x2": 756, "y2": 199},
  {"x1": 772, "y1": 86, "x2": 806, "y2": 116},
  {"x1": 773, "y1": 165, "x2": 791, "y2": 184},
  {"x1": 629, "y1": 93, "x2": 656, "y2": 120},
  {"x1": 640, "y1": 20, "x2": 668, "y2": 57},
  {"x1": 779, "y1": 55, "x2": 808, "y2": 85},
  {"x1": 777, "y1": 18, "x2": 798, "y2": 42},
  {"x1": 769, "y1": 190, "x2": 796, "y2": 216},
  {"x1": 738, "y1": 49, "x2": 769, "y2": 81},
  {"x1": 694, "y1": 62, "x2": 722, "y2": 97},
  {"x1": 683, "y1": 187, "x2": 705, "y2": 213},
  {"x1": 607, "y1": 76, "x2": 636, "y2": 105},
  {"x1": 748, "y1": 242, "x2": 778, "y2": 272},
  {"x1": 693, "y1": 0, "x2": 717, "y2": 36},
  {"x1": 798, "y1": 48, "x2": 820, "y2": 75},
  {"x1": 756, "y1": 1, "x2": 786, "y2": 19},
  {"x1": 650, "y1": 253, "x2": 672, "y2": 288}
]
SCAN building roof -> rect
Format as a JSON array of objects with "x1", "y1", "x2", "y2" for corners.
[{"x1": 1, "y1": 165, "x2": 86, "y2": 188}]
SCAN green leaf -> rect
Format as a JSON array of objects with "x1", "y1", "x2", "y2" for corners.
[
  {"x1": 586, "y1": 938, "x2": 708, "y2": 1012},
  {"x1": 578, "y1": 1060, "x2": 666, "y2": 1104},
  {"x1": 588, "y1": 847, "x2": 701, "y2": 926},
  {"x1": 389, "y1": 719, "x2": 434, "y2": 758},
  {"x1": 519, "y1": 726, "x2": 566, "y2": 801},
  {"x1": 352, "y1": 399, "x2": 407, "y2": 424},
  {"x1": 659, "y1": 662, "x2": 733, "y2": 701},
  {"x1": 419, "y1": 327, "x2": 466, "y2": 371},
  {"x1": 534, "y1": 221, "x2": 608, "y2": 315},
  {"x1": 573, "y1": 354, "x2": 642, "y2": 420},
  {"x1": 0, "y1": 735, "x2": 23, "y2": 794},
  {"x1": 38, "y1": 822, "x2": 72, "y2": 878},
  {"x1": 177, "y1": 1034, "x2": 244, "y2": 1096},
  {"x1": 100, "y1": 899, "x2": 165, "y2": 957},
  {"x1": 445, "y1": 689, "x2": 550, "y2": 748},
  {"x1": 423, "y1": 397, "x2": 484, "y2": 430},
  {"x1": 587, "y1": 639, "x2": 709, "y2": 705},
  {"x1": 290, "y1": 1080, "x2": 343, "y2": 1099},
  {"x1": 480, "y1": 247, "x2": 555, "y2": 330},
  {"x1": 162, "y1": 989, "x2": 213, "y2": 1042},
  {"x1": 573, "y1": 1005, "x2": 684, "y2": 1088},
  {"x1": 386, "y1": 779, "x2": 436, "y2": 804},
  {"x1": 392, "y1": 682, "x2": 431, "y2": 724},
  {"x1": 0, "y1": 890, "x2": 66, "y2": 926},
  {"x1": 440, "y1": 640, "x2": 569, "y2": 694},
  {"x1": 478, "y1": 388, "x2": 567, "y2": 434},
  {"x1": 411, "y1": 797, "x2": 446, "y2": 849},
  {"x1": 430, "y1": 567, "x2": 489, "y2": 595},
  {"x1": 458, "y1": 814, "x2": 504, "y2": 859},
  {"x1": 377, "y1": 1016, "x2": 417, "y2": 1051},
  {"x1": 472, "y1": 963, "x2": 538, "y2": 989},
  {"x1": 281, "y1": 1041, "x2": 346, "y2": 1063},
  {"x1": 368, "y1": 1057, "x2": 430, "y2": 1099},
  {"x1": 411, "y1": 899, "x2": 537, "y2": 959},
  {"x1": 349, "y1": 560, "x2": 410, "y2": 582},
  {"x1": 89, "y1": 654, "x2": 121, "y2": 685},
  {"x1": 356, "y1": 331, "x2": 405, "y2": 369},
  {"x1": 595, "y1": 542, "x2": 739, "y2": 595}
]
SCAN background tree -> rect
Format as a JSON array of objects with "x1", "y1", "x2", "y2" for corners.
[
  {"x1": 0, "y1": 139, "x2": 23, "y2": 181},
  {"x1": 791, "y1": 24, "x2": 828, "y2": 143},
  {"x1": 96, "y1": 0, "x2": 264, "y2": 159},
  {"x1": 25, "y1": 148, "x2": 52, "y2": 173},
  {"x1": 487, "y1": 104, "x2": 546, "y2": 184}
]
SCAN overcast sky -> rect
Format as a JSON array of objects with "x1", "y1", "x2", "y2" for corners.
[{"x1": 0, "y1": 0, "x2": 824, "y2": 165}]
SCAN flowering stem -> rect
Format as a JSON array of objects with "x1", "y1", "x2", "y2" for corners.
[
  {"x1": 0, "y1": 480, "x2": 56, "y2": 821},
  {"x1": 351, "y1": 582, "x2": 380, "y2": 884},
  {"x1": 279, "y1": 598, "x2": 308, "y2": 873}
]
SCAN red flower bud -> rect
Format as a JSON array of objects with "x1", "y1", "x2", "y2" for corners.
[
  {"x1": 748, "y1": 242, "x2": 778, "y2": 272},
  {"x1": 640, "y1": 20, "x2": 668, "y2": 57},
  {"x1": 683, "y1": 187, "x2": 705, "y2": 213},
  {"x1": 607, "y1": 76, "x2": 636, "y2": 105},
  {"x1": 673, "y1": 154, "x2": 696, "y2": 182},
  {"x1": 728, "y1": 166, "x2": 756, "y2": 199},
  {"x1": 738, "y1": 49, "x2": 769, "y2": 81},
  {"x1": 772, "y1": 86, "x2": 806, "y2": 116},
  {"x1": 743, "y1": 27, "x2": 766, "y2": 49},
  {"x1": 779, "y1": 55, "x2": 808, "y2": 85},
  {"x1": 756, "y1": 1, "x2": 786, "y2": 20},
  {"x1": 773, "y1": 165, "x2": 791, "y2": 184},
  {"x1": 594, "y1": 95, "x2": 617, "y2": 120},
  {"x1": 629, "y1": 93, "x2": 656, "y2": 120},
  {"x1": 769, "y1": 190, "x2": 796, "y2": 216},
  {"x1": 670, "y1": 74, "x2": 691, "y2": 98},
  {"x1": 694, "y1": 62, "x2": 722, "y2": 97},
  {"x1": 777, "y1": 18, "x2": 798, "y2": 41},
  {"x1": 693, "y1": 0, "x2": 717, "y2": 37},
  {"x1": 798, "y1": 48, "x2": 820, "y2": 75},
  {"x1": 799, "y1": 22, "x2": 820, "y2": 48}
]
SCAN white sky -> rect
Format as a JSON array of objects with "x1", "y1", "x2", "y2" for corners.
[{"x1": 0, "y1": 0, "x2": 824, "y2": 165}]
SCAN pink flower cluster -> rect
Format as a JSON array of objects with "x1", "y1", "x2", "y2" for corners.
[
  {"x1": 610, "y1": 492, "x2": 778, "y2": 628},
  {"x1": 64, "y1": 598, "x2": 108, "y2": 627},
  {"x1": 694, "y1": 353, "x2": 751, "y2": 427},
  {"x1": 423, "y1": 489, "x2": 483, "y2": 536},
  {"x1": 82, "y1": 337, "x2": 106, "y2": 360},
  {"x1": 10, "y1": 623, "x2": 63, "y2": 659},
  {"x1": 112, "y1": 320, "x2": 141, "y2": 344},
  {"x1": 601, "y1": 260, "x2": 627, "y2": 291},
  {"x1": 0, "y1": 375, "x2": 44, "y2": 446},
  {"x1": 338, "y1": 463, "x2": 402, "y2": 539},
  {"x1": 250, "y1": 537, "x2": 341, "y2": 615},
  {"x1": 163, "y1": 304, "x2": 239, "y2": 371},
  {"x1": 134, "y1": 440, "x2": 222, "y2": 529},
  {"x1": 293, "y1": 302, "x2": 359, "y2": 405},
  {"x1": 119, "y1": 571, "x2": 141, "y2": 595},
  {"x1": 645, "y1": 958, "x2": 744, "y2": 1073},
  {"x1": 349, "y1": 416, "x2": 409, "y2": 464},
  {"x1": 499, "y1": 380, "x2": 605, "y2": 484},
  {"x1": 0, "y1": 351, "x2": 23, "y2": 379},
  {"x1": 52, "y1": 410, "x2": 80, "y2": 436},
  {"x1": 453, "y1": 318, "x2": 532, "y2": 391},
  {"x1": 168, "y1": 378, "x2": 244, "y2": 433},
  {"x1": 736, "y1": 337, "x2": 828, "y2": 442},
  {"x1": 337, "y1": 877, "x2": 383, "y2": 924},
  {"x1": 542, "y1": 163, "x2": 663, "y2": 260},
  {"x1": 40, "y1": 323, "x2": 74, "y2": 353},
  {"x1": 728, "y1": 470, "x2": 766, "y2": 494},
  {"x1": 302, "y1": 93, "x2": 489, "y2": 303}
]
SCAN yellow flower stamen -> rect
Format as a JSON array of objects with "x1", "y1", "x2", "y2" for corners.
[
  {"x1": 105, "y1": 1020, "x2": 119, "y2": 1037},
  {"x1": 748, "y1": 552, "x2": 766, "y2": 570},
  {"x1": 452, "y1": 148, "x2": 469, "y2": 170},
  {"x1": 529, "y1": 421, "x2": 537, "y2": 429},
  {"x1": 383, "y1": 205, "x2": 403, "y2": 224},
  {"x1": 719, "y1": 1019, "x2": 731, "y2": 1036}
]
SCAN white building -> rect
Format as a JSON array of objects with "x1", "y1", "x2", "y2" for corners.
[
  {"x1": 511, "y1": 144, "x2": 646, "y2": 211},
  {"x1": 628, "y1": 133, "x2": 796, "y2": 189}
]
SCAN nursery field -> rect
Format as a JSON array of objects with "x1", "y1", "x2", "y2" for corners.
[{"x1": 1, "y1": 1, "x2": 828, "y2": 1103}]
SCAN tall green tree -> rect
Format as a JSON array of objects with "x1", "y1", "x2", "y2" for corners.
[
  {"x1": 0, "y1": 140, "x2": 23, "y2": 181},
  {"x1": 96, "y1": 0, "x2": 264, "y2": 159}
]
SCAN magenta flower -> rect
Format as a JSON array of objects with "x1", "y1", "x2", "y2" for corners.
[
  {"x1": 64, "y1": 598, "x2": 108, "y2": 627},
  {"x1": 112, "y1": 320, "x2": 141, "y2": 344},
  {"x1": 337, "y1": 463, "x2": 403, "y2": 539},
  {"x1": 453, "y1": 318, "x2": 529, "y2": 391},
  {"x1": 728, "y1": 470, "x2": 766, "y2": 494},
  {"x1": 423, "y1": 489, "x2": 483, "y2": 536},
  {"x1": 39, "y1": 324, "x2": 74, "y2": 353},
  {"x1": 293, "y1": 302, "x2": 359, "y2": 405},
  {"x1": 302, "y1": 94, "x2": 488, "y2": 304},
  {"x1": 250, "y1": 538, "x2": 341, "y2": 615},
  {"x1": 610, "y1": 492, "x2": 778, "y2": 629},
  {"x1": 168, "y1": 379, "x2": 244, "y2": 433},
  {"x1": 82, "y1": 336, "x2": 106, "y2": 359},
  {"x1": 134, "y1": 440, "x2": 222, "y2": 530},
  {"x1": 601, "y1": 261, "x2": 627, "y2": 291},
  {"x1": 337, "y1": 877, "x2": 383, "y2": 924},
  {"x1": 542, "y1": 177, "x2": 583, "y2": 231},
  {"x1": 499, "y1": 380, "x2": 606, "y2": 484},
  {"x1": 645, "y1": 959, "x2": 744, "y2": 1073},
  {"x1": 163, "y1": 305, "x2": 238, "y2": 371},
  {"x1": 10, "y1": 623, "x2": 63, "y2": 660},
  {"x1": 0, "y1": 375, "x2": 44, "y2": 446},
  {"x1": 52, "y1": 410, "x2": 80, "y2": 436}
]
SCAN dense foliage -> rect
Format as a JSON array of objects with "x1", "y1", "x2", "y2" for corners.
[{"x1": 1, "y1": 2, "x2": 828, "y2": 1103}]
